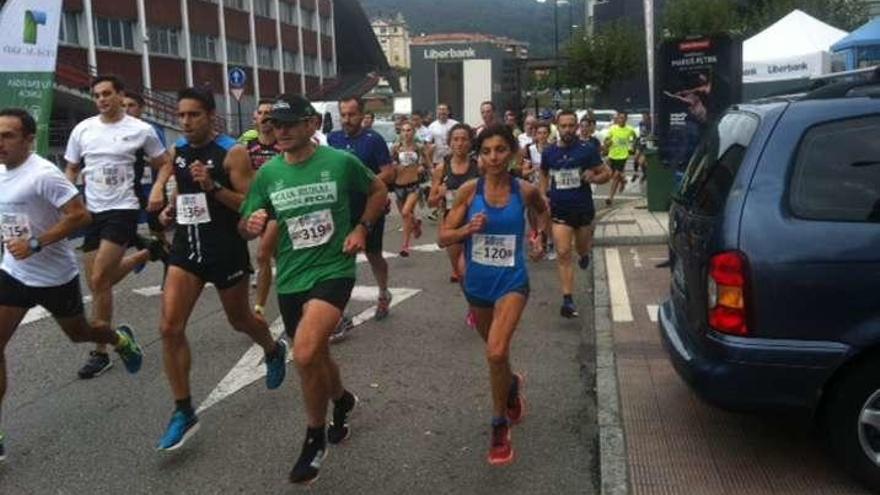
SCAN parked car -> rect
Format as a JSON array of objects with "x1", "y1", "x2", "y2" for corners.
[
  {"x1": 370, "y1": 119, "x2": 397, "y2": 150},
  {"x1": 658, "y1": 73, "x2": 880, "y2": 489}
]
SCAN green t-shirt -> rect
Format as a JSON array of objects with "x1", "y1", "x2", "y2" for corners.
[
  {"x1": 607, "y1": 125, "x2": 637, "y2": 160},
  {"x1": 238, "y1": 129, "x2": 259, "y2": 144},
  {"x1": 241, "y1": 146, "x2": 376, "y2": 294}
]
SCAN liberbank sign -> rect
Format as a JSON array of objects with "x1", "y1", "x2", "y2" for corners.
[{"x1": 422, "y1": 47, "x2": 477, "y2": 60}]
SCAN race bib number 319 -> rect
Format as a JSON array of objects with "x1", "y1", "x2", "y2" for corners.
[
  {"x1": 287, "y1": 209, "x2": 334, "y2": 250},
  {"x1": 472, "y1": 234, "x2": 516, "y2": 267}
]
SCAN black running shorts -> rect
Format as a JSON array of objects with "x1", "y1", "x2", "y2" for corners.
[
  {"x1": 278, "y1": 278, "x2": 355, "y2": 338},
  {"x1": 168, "y1": 251, "x2": 252, "y2": 290},
  {"x1": 551, "y1": 208, "x2": 596, "y2": 229},
  {"x1": 0, "y1": 270, "x2": 84, "y2": 318},
  {"x1": 81, "y1": 209, "x2": 139, "y2": 252}
]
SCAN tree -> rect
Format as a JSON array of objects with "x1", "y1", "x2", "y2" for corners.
[
  {"x1": 565, "y1": 22, "x2": 645, "y2": 94},
  {"x1": 662, "y1": 0, "x2": 740, "y2": 38}
]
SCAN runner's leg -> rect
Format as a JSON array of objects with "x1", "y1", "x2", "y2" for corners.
[
  {"x1": 159, "y1": 266, "x2": 204, "y2": 402},
  {"x1": 0, "y1": 306, "x2": 27, "y2": 419},
  {"x1": 292, "y1": 299, "x2": 344, "y2": 427},
  {"x1": 88, "y1": 240, "x2": 126, "y2": 353},
  {"x1": 553, "y1": 223, "x2": 575, "y2": 296},
  {"x1": 217, "y1": 276, "x2": 276, "y2": 353},
  {"x1": 401, "y1": 192, "x2": 419, "y2": 252},
  {"x1": 485, "y1": 293, "x2": 526, "y2": 418}
]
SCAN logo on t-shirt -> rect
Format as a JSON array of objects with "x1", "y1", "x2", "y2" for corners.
[{"x1": 270, "y1": 182, "x2": 338, "y2": 212}]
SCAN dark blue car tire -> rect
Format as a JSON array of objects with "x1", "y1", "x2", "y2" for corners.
[{"x1": 823, "y1": 359, "x2": 880, "y2": 491}]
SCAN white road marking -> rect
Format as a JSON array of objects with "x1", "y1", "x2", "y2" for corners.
[
  {"x1": 646, "y1": 304, "x2": 659, "y2": 323},
  {"x1": 411, "y1": 243, "x2": 443, "y2": 253},
  {"x1": 630, "y1": 247, "x2": 643, "y2": 268},
  {"x1": 132, "y1": 286, "x2": 163, "y2": 297},
  {"x1": 196, "y1": 286, "x2": 422, "y2": 414},
  {"x1": 605, "y1": 248, "x2": 633, "y2": 322},
  {"x1": 356, "y1": 251, "x2": 399, "y2": 263}
]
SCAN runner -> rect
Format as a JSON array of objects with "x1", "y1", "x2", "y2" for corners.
[
  {"x1": 411, "y1": 110, "x2": 433, "y2": 145},
  {"x1": 429, "y1": 123, "x2": 480, "y2": 283},
  {"x1": 604, "y1": 111, "x2": 637, "y2": 206},
  {"x1": 633, "y1": 112, "x2": 651, "y2": 182},
  {"x1": 240, "y1": 94, "x2": 388, "y2": 484},
  {"x1": 153, "y1": 87, "x2": 287, "y2": 451},
  {"x1": 541, "y1": 110, "x2": 612, "y2": 318},
  {"x1": 362, "y1": 111, "x2": 374, "y2": 130},
  {"x1": 521, "y1": 122, "x2": 551, "y2": 185},
  {"x1": 578, "y1": 115, "x2": 601, "y2": 150},
  {"x1": 425, "y1": 103, "x2": 458, "y2": 222},
  {"x1": 474, "y1": 101, "x2": 498, "y2": 138},
  {"x1": 438, "y1": 124, "x2": 549, "y2": 466},
  {"x1": 517, "y1": 114, "x2": 537, "y2": 150},
  {"x1": 504, "y1": 110, "x2": 522, "y2": 139},
  {"x1": 328, "y1": 97, "x2": 395, "y2": 337},
  {"x1": 0, "y1": 108, "x2": 143, "y2": 461},
  {"x1": 64, "y1": 75, "x2": 168, "y2": 379},
  {"x1": 390, "y1": 122, "x2": 429, "y2": 256},
  {"x1": 242, "y1": 99, "x2": 282, "y2": 316}
]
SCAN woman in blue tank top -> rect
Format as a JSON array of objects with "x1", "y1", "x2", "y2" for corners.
[{"x1": 438, "y1": 124, "x2": 550, "y2": 466}]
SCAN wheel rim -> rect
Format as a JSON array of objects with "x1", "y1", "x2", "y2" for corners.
[{"x1": 858, "y1": 388, "x2": 880, "y2": 466}]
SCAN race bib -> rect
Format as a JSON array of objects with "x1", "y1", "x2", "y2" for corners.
[
  {"x1": 398, "y1": 151, "x2": 419, "y2": 167},
  {"x1": 287, "y1": 209, "x2": 334, "y2": 250},
  {"x1": 0, "y1": 213, "x2": 31, "y2": 240},
  {"x1": 553, "y1": 169, "x2": 582, "y2": 190},
  {"x1": 96, "y1": 165, "x2": 123, "y2": 187},
  {"x1": 176, "y1": 193, "x2": 212, "y2": 225},
  {"x1": 472, "y1": 234, "x2": 516, "y2": 267}
]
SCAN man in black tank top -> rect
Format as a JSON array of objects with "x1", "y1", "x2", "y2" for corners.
[{"x1": 152, "y1": 88, "x2": 288, "y2": 452}]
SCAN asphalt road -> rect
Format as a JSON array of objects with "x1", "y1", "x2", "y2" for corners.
[{"x1": 0, "y1": 205, "x2": 600, "y2": 494}]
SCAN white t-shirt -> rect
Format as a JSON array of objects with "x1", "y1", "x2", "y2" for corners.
[
  {"x1": 0, "y1": 154, "x2": 80, "y2": 287},
  {"x1": 518, "y1": 133, "x2": 534, "y2": 150},
  {"x1": 312, "y1": 129, "x2": 328, "y2": 146},
  {"x1": 64, "y1": 114, "x2": 165, "y2": 213},
  {"x1": 427, "y1": 118, "x2": 459, "y2": 164},
  {"x1": 415, "y1": 125, "x2": 432, "y2": 144}
]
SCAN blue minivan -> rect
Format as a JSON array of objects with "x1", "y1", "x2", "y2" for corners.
[{"x1": 658, "y1": 73, "x2": 880, "y2": 488}]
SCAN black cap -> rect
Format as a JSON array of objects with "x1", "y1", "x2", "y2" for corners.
[{"x1": 269, "y1": 94, "x2": 318, "y2": 123}]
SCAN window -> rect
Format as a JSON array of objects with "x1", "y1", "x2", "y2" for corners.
[
  {"x1": 94, "y1": 17, "x2": 135, "y2": 51},
  {"x1": 148, "y1": 26, "x2": 180, "y2": 56},
  {"x1": 790, "y1": 116, "x2": 880, "y2": 223},
  {"x1": 321, "y1": 16, "x2": 333, "y2": 35},
  {"x1": 223, "y1": 0, "x2": 246, "y2": 10},
  {"x1": 280, "y1": 2, "x2": 298, "y2": 25},
  {"x1": 301, "y1": 8, "x2": 317, "y2": 30},
  {"x1": 257, "y1": 46, "x2": 276, "y2": 69},
  {"x1": 380, "y1": 27, "x2": 386, "y2": 34},
  {"x1": 678, "y1": 112, "x2": 759, "y2": 216},
  {"x1": 283, "y1": 50, "x2": 300, "y2": 72},
  {"x1": 303, "y1": 55, "x2": 317, "y2": 76},
  {"x1": 322, "y1": 59, "x2": 334, "y2": 77},
  {"x1": 254, "y1": 0, "x2": 273, "y2": 17},
  {"x1": 227, "y1": 40, "x2": 249, "y2": 65},
  {"x1": 191, "y1": 34, "x2": 217, "y2": 61},
  {"x1": 59, "y1": 12, "x2": 80, "y2": 45}
]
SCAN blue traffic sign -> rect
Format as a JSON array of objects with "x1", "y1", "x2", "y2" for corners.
[{"x1": 229, "y1": 67, "x2": 247, "y2": 89}]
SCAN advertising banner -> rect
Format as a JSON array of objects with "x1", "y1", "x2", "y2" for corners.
[
  {"x1": 657, "y1": 36, "x2": 743, "y2": 171},
  {"x1": 0, "y1": 0, "x2": 63, "y2": 155}
]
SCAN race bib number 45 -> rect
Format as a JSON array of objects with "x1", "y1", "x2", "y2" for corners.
[
  {"x1": 553, "y1": 169, "x2": 582, "y2": 190},
  {"x1": 0, "y1": 213, "x2": 31, "y2": 240},
  {"x1": 287, "y1": 209, "x2": 334, "y2": 250},
  {"x1": 472, "y1": 234, "x2": 516, "y2": 267},
  {"x1": 93, "y1": 165, "x2": 123, "y2": 188},
  {"x1": 176, "y1": 193, "x2": 212, "y2": 225}
]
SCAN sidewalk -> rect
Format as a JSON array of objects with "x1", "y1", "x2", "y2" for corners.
[{"x1": 594, "y1": 198, "x2": 668, "y2": 246}]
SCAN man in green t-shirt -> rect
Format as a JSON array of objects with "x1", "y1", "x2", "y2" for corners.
[
  {"x1": 239, "y1": 94, "x2": 387, "y2": 485},
  {"x1": 604, "y1": 112, "x2": 637, "y2": 206}
]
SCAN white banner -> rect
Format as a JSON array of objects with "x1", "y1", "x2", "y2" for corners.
[
  {"x1": 0, "y1": 0, "x2": 62, "y2": 73},
  {"x1": 743, "y1": 52, "x2": 829, "y2": 83}
]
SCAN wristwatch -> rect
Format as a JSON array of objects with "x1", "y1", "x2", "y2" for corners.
[
  {"x1": 209, "y1": 183, "x2": 223, "y2": 195},
  {"x1": 359, "y1": 220, "x2": 374, "y2": 232},
  {"x1": 28, "y1": 237, "x2": 42, "y2": 253}
]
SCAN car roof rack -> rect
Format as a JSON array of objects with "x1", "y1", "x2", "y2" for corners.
[{"x1": 802, "y1": 66, "x2": 880, "y2": 100}]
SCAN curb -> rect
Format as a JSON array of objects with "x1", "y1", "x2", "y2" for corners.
[
  {"x1": 594, "y1": 235, "x2": 667, "y2": 247},
  {"x1": 593, "y1": 247, "x2": 630, "y2": 495}
]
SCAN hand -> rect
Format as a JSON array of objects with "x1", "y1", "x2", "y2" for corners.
[
  {"x1": 528, "y1": 230, "x2": 544, "y2": 261},
  {"x1": 159, "y1": 204, "x2": 176, "y2": 227},
  {"x1": 148, "y1": 187, "x2": 165, "y2": 213},
  {"x1": 246, "y1": 209, "x2": 269, "y2": 237},
  {"x1": 5, "y1": 238, "x2": 32, "y2": 260},
  {"x1": 582, "y1": 168, "x2": 596, "y2": 184},
  {"x1": 463, "y1": 212, "x2": 487, "y2": 237},
  {"x1": 343, "y1": 224, "x2": 367, "y2": 255},
  {"x1": 189, "y1": 160, "x2": 214, "y2": 191}
]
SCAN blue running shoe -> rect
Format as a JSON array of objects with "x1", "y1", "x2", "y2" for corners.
[
  {"x1": 157, "y1": 410, "x2": 199, "y2": 451},
  {"x1": 115, "y1": 325, "x2": 143, "y2": 374},
  {"x1": 560, "y1": 301, "x2": 579, "y2": 318},
  {"x1": 578, "y1": 254, "x2": 591, "y2": 270},
  {"x1": 266, "y1": 338, "x2": 288, "y2": 390}
]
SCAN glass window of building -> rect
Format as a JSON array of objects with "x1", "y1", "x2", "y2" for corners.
[
  {"x1": 321, "y1": 16, "x2": 333, "y2": 35},
  {"x1": 191, "y1": 34, "x2": 217, "y2": 61},
  {"x1": 254, "y1": 0, "x2": 273, "y2": 17},
  {"x1": 94, "y1": 18, "x2": 135, "y2": 51},
  {"x1": 283, "y1": 50, "x2": 300, "y2": 72},
  {"x1": 227, "y1": 40, "x2": 249, "y2": 65},
  {"x1": 302, "y1": 8, "x2": 317, "y2": 30},
  {"x1": 280, "y1": 2, "x2": 298, "y2": 25},
  {"x1": 59, "y1": 12, "x2": 80, "y2": 45},
  {"x1": 223, "y1": 0, "x2": 247, "y2": 10},
  {"x1": 303, "y1": 55, "x2": 317, "y2": 76},
  {"x1": 148, "y1": 26, "x2": 180, "y2": 57},
  {"x1": 257, "y1": 46, "x2": 276, "y2": 69}
]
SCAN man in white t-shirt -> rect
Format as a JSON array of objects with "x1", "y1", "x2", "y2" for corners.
[
  {"x1": 64, "y1": 75, "x2": 169, "y2": 379},
  {"x1": 0, "y1": 108, "x2": 145, "y2": 461},
  {"x1": 426, "y1": 103, "x2": 458, "y2": 166}
]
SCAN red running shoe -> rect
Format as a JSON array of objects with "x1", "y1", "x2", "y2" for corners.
[
  {"x1": 507, "y1": 373, "x2": 526, "y2": 425},
  {"x1": 465, "y1": 309, "x2": 476, "y2": 329},
  {"x1": 487, "y1": 422, "x2": 514, "y2": 466},
  {"x1": 450, "y1": 273, "x2": 460, "y2": 283}
]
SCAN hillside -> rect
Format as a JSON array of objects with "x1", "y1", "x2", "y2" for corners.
[{"x1": 361, "y1": 0, "x2": 575, "y2": 56}]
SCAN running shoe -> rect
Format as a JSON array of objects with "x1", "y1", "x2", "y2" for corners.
[
  {"x1": 450, "y1": 273, "x2": 460, "y2": 284},
  {"x1": 578, "y1": 254, "x2": 591, "y2": 270},
  {"x1": 329, "y1": 316, "x2": 354, "y2": 344},
  {"x1": 0, "y1": 432, "x2": 6, "y2": 462},
  {"x1": 289, "y1": 433, "x2": 327, "y2": 484},
  {"x1": 413, "y1": 218, "x2": 423, "y2": 239},
  {"x1": 465, "y1": 309, "x2": 476, "y2": 329},
  {"x1": 426, "y1": 209, "x2": 440, "y2": 222},
  {"x1": 399, "y1": 247, "x2": 410, "y2": 257},
  {"x1": 115, "y1": 325, "x2": 143, "y2": 374},
  {"x1": 507, "y1": 373, "x2": 526, "y2": 425},
  {"x1": 561, "y1": 301, "x2": 580, "y2": 319},
  {"x1": 487, "y1": 421, "x2": 514, "y2": 466},
  {"x1": 145, "y1": 235, "x2": 170, "y2": 263},
  {"x1": 265, "y1": 338, "x2": 288, "y2": 390},
  {"x1": 605, "y1": 198, "x2": 612, "y2": 206},
  {"x1": 327, "y1": 390, "x2": 358, "y2": 444},
  {"x1": 157, "y1": 410, "x2": 199, "y2": 451},
  {"x1": 375, "y1": 290, "x2": 392, "y2": 321},
  {"x1": 78, "y1": 351, "x2": 112, "y2": 379}
]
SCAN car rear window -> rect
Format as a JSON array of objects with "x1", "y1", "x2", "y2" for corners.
[
  {"x1": 676, "y1": 112, "x2": 760, "y2": 216},
  {"x1": 789, "y1": 116, "x2": 880, "y2": 223}
]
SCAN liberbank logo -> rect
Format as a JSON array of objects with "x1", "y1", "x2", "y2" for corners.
[
  {"x1": 23, "y1": 10, "x2": 47, "y2": 44},
  {"x1": 423, "y1": 47, "x2": 477, "y2": 60}
]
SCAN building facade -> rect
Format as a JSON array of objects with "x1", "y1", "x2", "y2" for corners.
[{"x1": 372, "y1": 13, "x2": 410, "y2": 70}]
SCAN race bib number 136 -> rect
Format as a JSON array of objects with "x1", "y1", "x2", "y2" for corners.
[{"x1": 287, "y1": 209, "x2": 334, "y2": 250}]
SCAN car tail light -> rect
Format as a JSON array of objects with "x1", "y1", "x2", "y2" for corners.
[{"x1": 707, "y1": 251, "x2": 748, "y2": 336}]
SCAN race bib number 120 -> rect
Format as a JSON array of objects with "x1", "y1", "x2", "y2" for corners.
[
  {"x1": 287, "y1": 209, "x2": 334, "y2": 250},
  {"x1": 472, "y1": 234, "x2": 516, "y2": 267},
  {"x1": 176, "y1": 193, "x2": 212, "y2": 225},
  {"x1": 0, "y1": 213, "x2": 31, "y2": 240}
]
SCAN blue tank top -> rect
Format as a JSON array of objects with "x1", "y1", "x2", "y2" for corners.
[{"x1": 464, "y1": 177, "x2": 528, "y2": 301}]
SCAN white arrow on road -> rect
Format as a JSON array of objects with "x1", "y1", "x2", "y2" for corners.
[{"x1": 196, "y1": 286, "x2": 422, "y2": 414}]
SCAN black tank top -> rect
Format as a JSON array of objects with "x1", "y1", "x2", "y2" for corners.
[
  {"x1": 244, "y1": 136, "x2": 279, "y2": 170},
  {"x1": 443, "y1": 155, "x2": 480, "y2": 191},
  {"x1": 171, "y1": 134, "x2": 246, "y2": 264}
]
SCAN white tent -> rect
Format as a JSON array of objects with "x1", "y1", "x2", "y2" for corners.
[{"x1": 743, "y1": 10, "x2": 848, "y2": 83}]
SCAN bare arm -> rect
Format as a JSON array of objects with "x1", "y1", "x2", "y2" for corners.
[
  {"x1": 584, "y1": 163, "x2": 613, "y2": 185},
  {"x1": 343, "y1": 176, "x2": 388, "y2": 254},
  {"x1": 5, "y1": 195, "x2": 91, "y2": 260},
  {"x1": 65, "y1": 162, "x2": 81, "y2": 184},
  {"x1": 438, "y1": 179, "x2": 482, "y2": 247},
  {"x1": 216, "y1": 145, "x2": 252, "y2": 211},
  {"x1": 147, "y1": 150, "x2": 172, "y2": 212},
  {"x1": 428, "y1": 162, "x2": 446, "y2": 208},
  {"x1": 376, "y1": 163, "x2": 397, "y2": 186}
]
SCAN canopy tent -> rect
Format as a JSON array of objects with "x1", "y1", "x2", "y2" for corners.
[
  {"x1": 743, "y1": 10, "x2": 848, "y2": 83},
  {"x1": 831, "y1": 18, "x2": 880, "y2": 70}
]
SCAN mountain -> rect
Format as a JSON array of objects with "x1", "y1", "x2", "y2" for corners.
[{"x1": 361, "y1": 0, "x2": 581, "y2": 56}]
